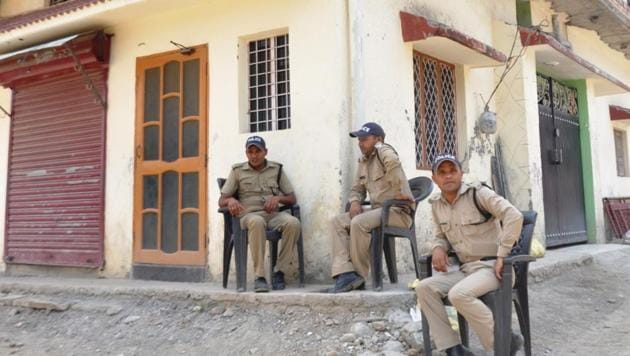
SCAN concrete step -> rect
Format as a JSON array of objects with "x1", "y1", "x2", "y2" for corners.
[{"x1": 0, "y1": 244, "x2": 627, "y2": 312}]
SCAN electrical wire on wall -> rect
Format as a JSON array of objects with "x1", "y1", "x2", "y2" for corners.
[
  {"x1": 461, "y1": 19, "x2": 551, "y2": 191},
  {"x1": 477, "y1": 19, "x2": 549, "y2": 134},
  {"x1": 0, "y1": 104, "x2": 10, "y2": 119}
]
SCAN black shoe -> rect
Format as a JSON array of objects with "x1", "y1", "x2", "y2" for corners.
[
  {"x1": 510, "y1": 331, "x2": 524, "y2": 356},
  {"x1": 271, "y1": 271, "x2": 285, "y2": 290},
  {"x1": 254, "y1": 277, "x2": 269, "y2": 293},
  {"x1": 445, "y1": 344, "x2": 475, "y2": 356},
  {"x1": 329, "y1": 272, "x2": 365, "y2": 293}
]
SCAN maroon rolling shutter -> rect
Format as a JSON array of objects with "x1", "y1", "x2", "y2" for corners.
[
  {"x1": 5, "y1": 68, "x2": 107, "y2": 267},
  {"x1": 2, "y1": 32, "x2": 109, "y2": 268}
]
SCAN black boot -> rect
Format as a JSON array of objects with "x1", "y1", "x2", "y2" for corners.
[
  {"x1": 271, "y1": 271, "x2": 285, "y2": 290},
  {"x1": 445, "y1": 344, "x2": 475, "y2": 356},
  {"x1": 254, "y1": 277, "x2": 269, "y2": 293},
  {"x1": 328, "y1": 272, "x2": 365, "y2": 293}
]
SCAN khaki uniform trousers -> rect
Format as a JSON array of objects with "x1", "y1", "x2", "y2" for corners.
[
  {"x1": 416, "y1": 260, "x2": 514, "y2": 351},
  {"x1": 240, "y1": 211, "x2": 300, "y2": 278},
  {"x1": 331, "y1": 207, "x2": 412, "y2": 279}
]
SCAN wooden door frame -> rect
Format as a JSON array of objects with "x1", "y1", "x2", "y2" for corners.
[{"x1": 133, "y1": 45, "x2": 208, "y2": 265}]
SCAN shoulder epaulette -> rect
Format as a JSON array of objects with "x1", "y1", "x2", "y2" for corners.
[{"x1": 231, "y1": 162, "x2": 246, "y2": 170}]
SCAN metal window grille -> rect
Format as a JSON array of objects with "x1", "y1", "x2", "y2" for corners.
[
  {"x1": 50, "y1": 0, "x2": 70, "y2": 5},
  {"x1": 248, "y1": 34, "x2": 290, "y2": 132},
  {"x1": 413, "y1": 51, "x2": 457, "y2": 169},
  {"x1": 614, "y1": 129, "x2": 628, "y2": 177}
]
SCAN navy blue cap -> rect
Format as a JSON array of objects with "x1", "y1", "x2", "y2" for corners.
[
  {"x1": 349, "y1": 122, "x2": 386, "y2": 138},
  {"x1": 245, "y1": 135, "x2": 266, "y2": 150},
  {"x1": 432, "y1": 153, "x2": 461, "y2": 172}
]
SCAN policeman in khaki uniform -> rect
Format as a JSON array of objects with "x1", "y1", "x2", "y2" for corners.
[
  {"x1": 329, "y1": 122, "x2": 415, "y2": 293},
  {"x1": 416, "y1": 154, "x2": 524, "y2": 356},
  {"x1": 219, "y1": 136, "x2": 300, "y2": 293}
]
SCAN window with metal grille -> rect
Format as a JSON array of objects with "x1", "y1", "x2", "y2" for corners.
[
  {"x1": 614, "y1": 129, "x2": 628, "y2": 177},
  {"x1": 247, "y1": 34, "x2": 290, "y2": 132},
  {"x1": 413, "y1": 51, "x2": 457, "y2": 169},
  {"x1": 50, "y1": 0, "x2": 70, "y2": 5}
]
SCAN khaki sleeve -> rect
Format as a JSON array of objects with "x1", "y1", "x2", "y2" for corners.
[
  {"x1": 348, "y1": 164, "x2": 366, "y2": 204},
  {"x1": 278, "y1": 170, "x2": 294, "y2": 195},
  {"x1": 476, "y1": 187, "x2": 524, "y2": 257},
  {"x1": 430, "y1": 207, "x2": 450, "y2": 252},
  {"x1": 220, "y1": 169, "x2": 239, "y2": 196},
  {"x1": 379, "y1": 147, "x2": 404, "y2": 194}
]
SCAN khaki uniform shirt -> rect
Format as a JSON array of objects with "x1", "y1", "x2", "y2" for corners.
[
  {"x1": 429, "y1": 181, "x2": 523, "y2": 263},
  {"x1": 221, "y1": 160, "x2": 294, "y2": 215},
  {"x1": 348, "y1": 143, "x2": 416, "y2": 211}
]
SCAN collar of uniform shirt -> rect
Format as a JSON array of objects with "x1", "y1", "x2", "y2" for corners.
[
  {"x1": 439, "y1": 181, "x2": 469, "y2": 205},
  {"x1": 361, "y1": 149, "x2": 378, "y2": 161},
  {"x1": 245, "y1": 159, "x2": 269, "y2": 171}
]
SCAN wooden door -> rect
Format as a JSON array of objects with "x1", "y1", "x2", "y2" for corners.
[{"x1": 133, "y1": 46, "x2": 207, "y2": 265}]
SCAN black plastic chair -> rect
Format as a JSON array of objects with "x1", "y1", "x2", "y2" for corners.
[
  {"x1": 218, "y1": 178, "x2": 305, "y2": 292},
  {"x1": 349, "y1": 176, "x2": 433, "y2": 291},
  {"x1": 419, "y1": 210, "x2": 538, "y2": 356}
]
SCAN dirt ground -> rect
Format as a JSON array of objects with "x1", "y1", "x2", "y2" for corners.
[{"x1": 1, "y1": 248, "x2": 629, "y2": 356}]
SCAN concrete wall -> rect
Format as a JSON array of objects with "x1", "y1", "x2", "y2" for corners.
[
  {"x1": 101, "y1": 0, "x2": 526, "y2": 279},
  {"x1": 0, "y1": 0, "x2": 47, "y2": 18},
  {"x1": 102, "y1": 0, "x2": 350, "y2": 281},
  {"x1": 0, "y1": 0, "x2": 526, "y2": 279},
  {"x1": 590, "y1": 92, "x2": 630, "y2": 241},
  {"x1": 492, "y1": 26, "x2": 547, "y2": 244},
  {"x1": 351, "y1": 0, "x2": 522, "y2": 255},
  {"x1": 0, "y1": 0, "x2": 350, "y2": 281},
  {"x1": 1, "y1": 0, "x2": 628, "y2": 279},
  {"x1": 568, "y1": 25, "x2": 630, "y2": 242}
]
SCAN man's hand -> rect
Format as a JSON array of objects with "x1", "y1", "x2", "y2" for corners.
[
  {"x1": 432, "y1": 246, "x2": 449, "y2": 273},
  {"x1": 393, "y1": 193, "x2": 414, "y2": 202},
  {"x1": 494, "y1": 257, "x2": 504, "y2": 280},
  {"x1": 349, "y1": 201, "x2": 363, "y2": 219},
  {"x1": 227, "y1": 198, "x2": 245, "y2": 216},
  {"x1": 264, "y1": 196, "x2": 281, "y2": 213}
]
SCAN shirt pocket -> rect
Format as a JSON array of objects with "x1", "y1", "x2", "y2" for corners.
[
  {"x1": 438, "y1": 221, "x2": 451, "y2": 233},
  {"x1": 439, "y1": 221, "x2": 463, "y2": 250},
  {"x1": 263, "y1": 177, "x2": 281, "y2": 195},
  {"x1": 240, "y1": 176, "x2": 259, "y2": 193},
  {"x1": 369, "y1": 168, "x2": 387, "y2": 192},
  {"x1": 460, "y1": 218, "x2": 498, "y2": 256},
  {"x1": 460, "y1": 211, "x2": 488, "y2": 226}
]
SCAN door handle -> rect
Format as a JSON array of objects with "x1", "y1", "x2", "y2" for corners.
[
  {"x1": 136, "y1": 145, "x2": 142, "y2": 160},
  {"x1": 550, "y1": 148, "x2": 563, "y2": 165}
]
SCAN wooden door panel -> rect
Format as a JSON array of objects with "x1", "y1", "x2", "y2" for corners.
[{"x1": 133, "y1": 46, "x2": 207, "y2": 265}]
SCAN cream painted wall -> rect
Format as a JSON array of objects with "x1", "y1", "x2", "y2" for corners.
[
  {"x1": 492, "y1": 23, "x2": 547, "y2": 246},
  {"x1": 590, "y1": 92, "x2": 630, "y2": 241},
  {"x1": 0, "y1": 0, "x2": 47, "y2": 18},
  {"x1": 345, "y1": 0, "x2": 519, "y2": 257},
  {"x1": 0, "y1": 87, "x2": 10, "y2": 273},
  {"x1": 102, "y1": 0, "x2": 350, "y2": 280},
  {"x1": 3, "y1": 0, "x2": 627, "y2": 280},
  {"x1": 101, "y1": 0, "x2": 523, "y2": 277}
]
